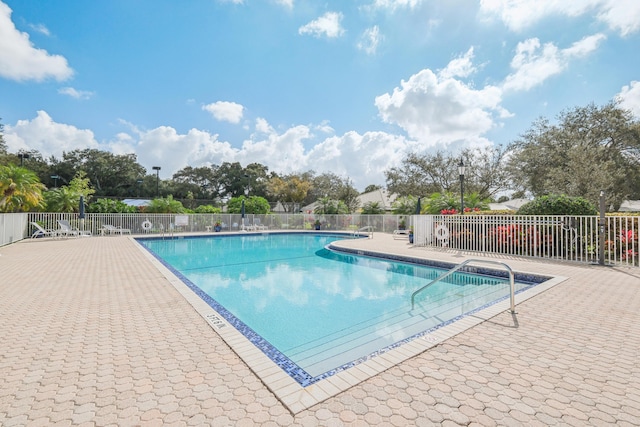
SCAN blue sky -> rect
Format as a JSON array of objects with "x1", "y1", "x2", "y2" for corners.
[{"x1": 1, "y1": 0, "x2": 639, "y2": 191}]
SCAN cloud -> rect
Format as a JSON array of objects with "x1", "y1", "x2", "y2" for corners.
[
  {"x1": 357, "y1": 26, "x2": 382, "y2": 55},
  {"x1": 28, "y1": 23, "x2": 50, "y2": 36},
  {"x1": 273, "y1": 0, "x2": 293, "y2": 8},
  {"x1": 479, "y1": 0, "x2": 640, "y2": 36},
  {"x1": 369, "y1": 0, "x2": 423, "y2": 11},
  {"x1": 5, "y1": 111, "x2": 409, "y2": 189},
  {"x1": 4, "y1": 111, "x2": 99, "y2": 156},
  {"x1": 298, "y1": 12, "x2": 344, "y2": 39},
  {"x1": 202, "y1": 101, "x2": 245, "y2": 124},
  {"x1": 616, "y1": 81, "x2": 640, "y2": 118},
  {"x1": 439, "y1": 47, "x2": 477, "y2": 79},
  {"x1": 58, "y1": 87, "x2": 95, "y2": 100},
  {"x1": 502, "y1": 34, "x2": 606, "y2": 92},
  {"x1": 375, "y1": 52, "x2": 507, "y2": 147},
  {"x1": 0, "y1": 2, "x2": 73, "y2": 82}
]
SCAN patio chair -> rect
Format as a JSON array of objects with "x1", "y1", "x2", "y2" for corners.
[
  {"x1": 101, "y1": 224, "x2": 132, "y2": 236},
  {"x1": 253, "y1": 218, "x2": 268, "y2": 230},
  {"x1": 57, "y1": 219, "x2": 92, "y2": 238},
  {"x1": 30, "y1": 222, "x2": 57, "y2": 239},
  {"x1": 392, "y1": 229, "x2": 409, "y2": 240}
]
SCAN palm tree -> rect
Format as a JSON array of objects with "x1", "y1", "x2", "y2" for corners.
[{"x1": 0, "y1": 164, "x2": 46, "y2": 212}]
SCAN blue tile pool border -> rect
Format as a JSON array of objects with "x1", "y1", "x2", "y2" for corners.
[{"x1": 136, "y1": 233, "x2": 552, "y2": 387}]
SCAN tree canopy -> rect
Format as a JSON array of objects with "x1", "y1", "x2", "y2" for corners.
[
  {"x1": 385, "y1": 147, "x2": 510, "y2": 200},
  {"x1": 507, "y1": 102, "x2": 640, "y2": 210}
]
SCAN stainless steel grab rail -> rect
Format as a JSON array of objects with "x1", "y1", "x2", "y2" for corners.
[{"x1": 411, "y1": 259, "x2": 516, "y2": 313}]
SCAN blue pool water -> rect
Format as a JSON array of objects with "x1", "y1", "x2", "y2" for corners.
[{"x1": 139, "y1": 233, "x2": 543, "y2": 385}]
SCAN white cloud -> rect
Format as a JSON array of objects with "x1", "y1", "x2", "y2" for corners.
[
  {"x1": 479, "y1": 0, "x2": 640, "y2": 36},
  {"x1": 597, "y1": 0, "x2": 640, "y2": 37},
  {"x1": 202, "y1": 101, "x2": 244, "y2": 124},
  {"x1": 28, "y1": 23, "x2": 50, "y2": 36},
  {"x1": 502, "y1": 34, "x2": 605, "y2": 92},
  {"x1": 4, "y1": 111, "x2": 99, "y2": 156},
  {"x1": 616, "y1": 81, "x2": 640, "y2": 118},
  {"x1": 357, "y1": 26, "x2": 382, "y2": 55},
  {"x1": 273, "y1": 0, "x2": 293, "y2": 8},
  {"x1": 0, "y1": 2, "x2": 73, "y2": 82},
  {"x1": 369, "y1": 0, "x2": 423, "y2": 11},
  {"x1": 375, "y1": 54, "x2": 507, "y2": 147},
  {"x1": 58, "y1": 87, "x2": 95, "y2": 100},
  {"x1": 298, "y1": 12, "x2": 344, "y2": 39},
  {"x1": 6, "y1": 110, "x2": 410, "y2": 189},
  {"x1": 439, "y1": 47, "x2": 477, "y2": 79}
]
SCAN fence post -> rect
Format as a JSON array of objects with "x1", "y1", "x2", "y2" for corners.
[{"x1": 598, "y1": 190, "x2": 606, "y2": 266}]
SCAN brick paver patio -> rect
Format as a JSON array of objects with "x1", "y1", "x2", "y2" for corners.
[{"x1": 1, "y1": 234, "x2": 639, "y2": 426}]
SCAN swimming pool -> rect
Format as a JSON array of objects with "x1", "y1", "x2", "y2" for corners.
[{"x1": 138, "y1": 232, "x2": 547, "y2": 386}]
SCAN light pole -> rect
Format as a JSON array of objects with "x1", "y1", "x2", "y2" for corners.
[
  {"x1": 136, "y1": 179, "x2": 143, "y2": 197},
  {"x1": 458, "y1": 159, "x2": 465, "y2": 215},
  {"x1": 241, "y1": 188, "x2": 249, "y2": 232},
  {"x1": 18, "y1": 152, "x2": 30, "y2": 167},
  {"x1": 152, "y1": 166, "x2": 161, "y2": 197},
  {"x1": 51, "y1": 175, "x2": 60, "y2": 188},
  {"x1": 598, "y1": 190, "x2": 606, "y2": 266}
]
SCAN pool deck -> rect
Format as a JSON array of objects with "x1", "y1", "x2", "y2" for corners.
[{"x1": 1, "y1": 232, "x2": 639, "y2": 426}]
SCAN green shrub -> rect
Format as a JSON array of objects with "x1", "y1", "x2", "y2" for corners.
[
  {"x1": 194, "y1": 204, "x2": 221, "y2": 214},
  {"x1": 517, "y1": 195, "x2": 597, "y2": 216}
]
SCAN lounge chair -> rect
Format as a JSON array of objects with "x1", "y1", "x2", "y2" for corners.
[
  {"x1": 253, "y1": 219, "x2": 268, "y2": 230},
  {"x1": 30, "y1": 222, "x2": 57, "y2": 239},
  {"x1": 101, "y1": 224, "x2": 132, "y2": 236},
  {"x1": 392, "y1": 229, "x2": 410, "y2": 239},
  {"x1": 57, "y1": 219, "x2": 92, "y2": 238}
]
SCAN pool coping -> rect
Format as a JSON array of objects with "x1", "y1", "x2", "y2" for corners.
[{"x1": 132, "y1": 233, "x2": 567, "y2": 414}]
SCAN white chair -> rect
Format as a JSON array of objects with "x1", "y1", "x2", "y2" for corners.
[
  {"x1": 102, "y1": 224, "x2": 131, "y2": 236},
  {"x1": 30, "y1": 222, "x2": 57, "y2": 239},
  {"x1": 57, "y1": 220, "x2": 92, "y2": 238}
]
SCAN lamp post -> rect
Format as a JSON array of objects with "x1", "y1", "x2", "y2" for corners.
[
  {"x1": 136, "y1": 179, "x2": 143, "y2": 197},
  {"x1": 51, "y1": 175, "x2": 60, "y2": 188},
  {"x1": 18, "y1": 152, "x2": 30, "y2": 167},
  {"x1": 458, "y1": 159, "x2": 465, "y2": 215},
  {"x1": 598, "y1": 190, "x2": 606, "y2": 266},
  {"x1": 241, "y1": 188, "x2": 249, "y2": 232},
  {"x1": 152, "y1": 166, "x2": 161, "y2": 197}
]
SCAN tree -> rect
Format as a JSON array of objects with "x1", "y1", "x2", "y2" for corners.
[
  {"x1": 51, "y1": 149, "x2": 146, "y2": 197},
  {"x1": 306, "y1": 172, "x2": 359, "y2": 212},
  {"x1": 361, "y1": 201, "x2": 385, "y2": 214},
  {"x1": 0, "y1": 164, "x2": 46, "y2": 212},
  {"x1": 385, "y1": 147, "x2": 511, "y2": 199},
  {"x1": 507, "y1": 102, "x2": 640, "y2": 210},
  {"x1": 45, "y1": 171, "x2": 95, "y2": 212},
  {"x1": 391, "y1": 195, "x2": 418, "y2": 215},
  {"x1": 227, "y1": 196, "x2": 270, "y2": 214},
  {"x1": 267, "y1": 174, "x2": 311, "y2": 212},
  {"x1": 146, "y1": 195, "x2": 187, "y2": 213},
  {"x1": 0, "y1": 118, "x2": 6, "y2": 154},
  {"x1": 314, "y1": 197, "x2": 349, "y2": 215},
  {"x1": 362, "y1": 184, "x2": 382, "y2": 194}
]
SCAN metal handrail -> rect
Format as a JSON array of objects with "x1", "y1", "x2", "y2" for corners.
[
  {"x1": 411, "y1": 259, "x2": 516, "y2": 313},
  {"x1": 352, "y1": 225, "x2": 374, "y2": 238}
]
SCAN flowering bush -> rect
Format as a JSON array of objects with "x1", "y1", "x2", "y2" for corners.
[{"x1": 440, "y1": 209, "x2": 458, "y2": 215}]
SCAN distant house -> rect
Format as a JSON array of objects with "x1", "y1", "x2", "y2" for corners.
[
  {"x1": 488, "y1": 198, "x2": 530, "y2": 211},
  {"x1": 300, "y1": 189, "x2": 398, "y2": 214},
  {"x1": 122, "y1": 199, "x2": 151, "y2": 208},
  {"x1": 619, "y1": 200, "x2": 640, "y2": 212},
  {"x1": 357, "y1": 188, "x2": 397, "y2": 212}
]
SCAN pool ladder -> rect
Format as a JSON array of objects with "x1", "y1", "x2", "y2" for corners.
[
  {"x1": 351, "y1": 225, "x2": 374, "y2": 239},
  {"x1": 411, "y1": 259, "x2": 516, "y2": 313}
]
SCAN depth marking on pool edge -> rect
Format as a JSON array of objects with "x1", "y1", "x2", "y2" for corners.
[{"x1": 205, "y1": 313, "x2": 227, "y2": 329}]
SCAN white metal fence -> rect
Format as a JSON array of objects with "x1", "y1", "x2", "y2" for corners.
[
  {"x1": 413, "y1": 214, "x2": 639, "y2": 267},
  {"x1": 6, "y1": 212, "x2": 638, "y2": 267},
  {"x1": 0, "y1": 213, "x2": 28, "y2": 247},
  {"x1": 25, "y1": 213, "x2": 408, "y2": 236}
]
